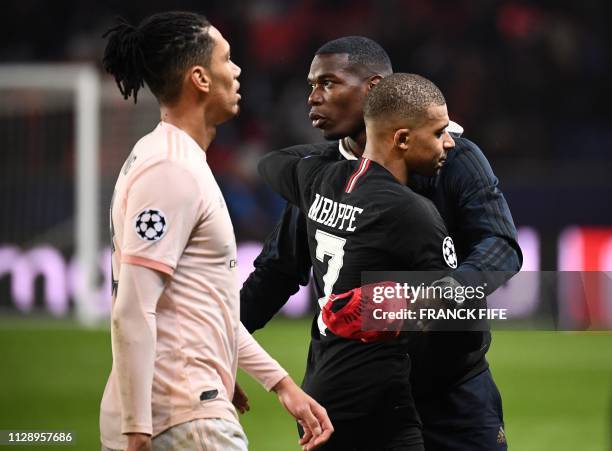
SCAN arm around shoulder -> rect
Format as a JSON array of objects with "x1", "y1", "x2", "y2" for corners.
[
  {"x1": 445, "y1": 138, "x2": 523, "y2": 285},
  {"x1": 240, "y1": 203, "x2": 312, "y2": 332}
]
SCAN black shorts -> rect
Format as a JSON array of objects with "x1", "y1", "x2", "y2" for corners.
[
  {"x1": 299, "y1": 410, "x2": 424, "y2": 451},
  {"x1": 416, "y1": 369, "x2": 507, "y2": 451},
  {"x1": 301, "y1": 346, "x2": 422, "y2": 449}
]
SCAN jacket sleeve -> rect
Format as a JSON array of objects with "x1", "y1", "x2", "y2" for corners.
[
  {"x1": 244, "y1": 144, "x2": 338, "y2": 332},
  {"x1": 446, "y1": 138, "x2": 523, "y2": 292},
  {"x1": 240, "y1": 203, "x2": 312, "y2": 332},
  {"x1": 257, "y1": 150, "x2": 303, "y2": 206},
  {"x1": 257, "y1": 143, "x2": 328, "y2": 206}
]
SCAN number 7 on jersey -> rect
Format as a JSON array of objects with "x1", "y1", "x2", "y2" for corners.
[{"x1": 314, "y1": 229, "x2": 347, "y2": 335}]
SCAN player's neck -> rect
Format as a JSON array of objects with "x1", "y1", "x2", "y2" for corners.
[
  {"x1": 343, "y1": 131, "x2": 366, "y2": 157},
  {"x1": 362, "y1": 144, "x2": 409, "y2": 186},
  {"x1": 160, "y1": 106, "x2": 216, "y2": 151}
]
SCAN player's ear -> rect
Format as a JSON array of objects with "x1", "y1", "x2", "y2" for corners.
[
  {"x1": 190, "y1": 66, "x2": 211, "y2": 94},
  {"x1": 367, "y1": 75, "x2": 383, "y2": 92},
  {"x1": 393, "y1": 128, "x2": 411, "y2": 150}
]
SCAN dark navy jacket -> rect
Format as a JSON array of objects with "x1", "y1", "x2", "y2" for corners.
[{"x1": 241, "y1": 137, "x2": 522, "y2": 396}]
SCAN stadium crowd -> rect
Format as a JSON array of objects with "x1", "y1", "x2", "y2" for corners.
[{"x1": 1, "y1": 0, "x2": 610, "y2": 242}]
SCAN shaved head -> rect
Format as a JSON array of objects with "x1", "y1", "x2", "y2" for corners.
[{"x1": 364, "y1": 73, "x2": 446, "y2": 127}]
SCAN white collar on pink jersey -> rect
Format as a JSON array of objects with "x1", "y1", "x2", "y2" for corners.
[{"x1": 158, "y1": 121, "x2": 207, "y2": 156}]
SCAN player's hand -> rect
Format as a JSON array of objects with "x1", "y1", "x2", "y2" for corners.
[
  {"x1": 414, "y1": 276, "x2": 461, "y2": 332},
  {"x1": 232, "y1": 382, "x2": 250, "y2": 414},
  {"x1": 272, "y1": 376, "x2": 334, "y2": 450},
  {"x1": 322, "y1": 281, "x2": 412, "y2": 343},
  {"x1": 124, "y1": 433, "x2": 151, "y2": 451}
]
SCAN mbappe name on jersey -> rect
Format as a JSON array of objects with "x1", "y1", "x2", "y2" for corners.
[{"x1": 307, "y1": 193, "x2": 363, "y2": 232}]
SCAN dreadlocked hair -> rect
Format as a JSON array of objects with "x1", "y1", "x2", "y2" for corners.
[{"x1": 102, "y1": 11, "x2": 214, "y2": 104}]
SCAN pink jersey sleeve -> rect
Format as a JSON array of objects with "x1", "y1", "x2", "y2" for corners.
[
  {"x1": 237, "y1": 323, "x2": 288, "y2": 391},
  {"x1": 112, "y1": 264, "x2": 166, "y2": 435},
  {"x1": 121, "y1": 160, "x2": 203, "y2": 275}
]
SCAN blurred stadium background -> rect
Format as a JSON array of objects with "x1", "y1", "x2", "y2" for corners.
[{"x1": 0, "y1": 0, "x2": 611, "y2": 449}]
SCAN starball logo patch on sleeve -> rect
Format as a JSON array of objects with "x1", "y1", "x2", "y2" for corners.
[
  {"x1": 135, "y1": 209, "x2": 168, "y2": 241},
  {"x1": 443, "y1": 236, "x2": 458, "y2": 269}
]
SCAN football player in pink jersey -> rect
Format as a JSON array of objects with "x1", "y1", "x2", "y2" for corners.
[{"x1": 101, "y1": 11, "x2": 332, "y2": 451}]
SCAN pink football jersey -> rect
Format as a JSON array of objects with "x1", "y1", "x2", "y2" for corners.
[{"x1": 100, "y1": 122, "x2": 285, "y2": 449}]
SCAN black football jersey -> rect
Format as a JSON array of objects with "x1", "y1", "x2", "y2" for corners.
[{"x1": 259, "y1": 149, "x2": 452, "y2": 419}]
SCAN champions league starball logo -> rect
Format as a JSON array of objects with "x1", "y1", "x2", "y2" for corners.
[
  {"x1": 135, "y1": 209, "x2": 168, "y2": 241},
  {"x1": 443, "y1": 236, "x2": 457, "y2": 269}
]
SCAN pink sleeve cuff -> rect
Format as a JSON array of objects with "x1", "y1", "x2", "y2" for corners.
[
  {"x1": 121, "y1": 422, "x2": 153, "y2": 436},
  {"x1": 122, "y1": 255, "x2": 174, "y2": 276}
]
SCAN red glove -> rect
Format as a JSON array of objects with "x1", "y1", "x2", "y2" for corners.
[{"x1": 322, "y1": 281, "x2": 409, "y2": 343}]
